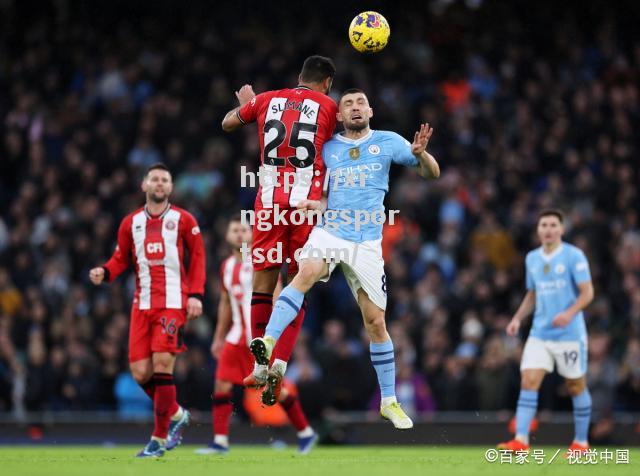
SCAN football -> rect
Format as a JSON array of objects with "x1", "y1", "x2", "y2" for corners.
[{"x1": 348, "y1": 11, "x2": 390, "y2": 53}]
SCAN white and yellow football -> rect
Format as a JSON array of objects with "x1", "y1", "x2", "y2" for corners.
[{"x1": 348, "y1": 11, "x2": 390, "y2": 54}]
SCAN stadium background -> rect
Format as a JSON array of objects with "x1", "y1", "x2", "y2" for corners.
[{"x1": 0, "y1": 0, "x2": 639, "y2": 446}]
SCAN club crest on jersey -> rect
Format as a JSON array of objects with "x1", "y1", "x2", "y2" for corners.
[
  {"x1": 368, "y1": 144, "x2": 380, "y2": 155},
  {"x1": 555, "y1": 264, "x2": 565, "y2": 274},
  {"x1": 165, "y1": 220, "x2": 176, "y2": 230},
  {"x1": 543, "y1": 264, "x2": 550, "y2": 274},
  {"x1": 349, "y1": 147, "x2": 360, "y2": 160}
]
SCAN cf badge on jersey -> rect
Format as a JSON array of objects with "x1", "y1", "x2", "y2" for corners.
[
  {"x1": 349, "y1": 147, "x2": 360, "y2": 160},
  {"x1": 543, "y1": 264, "x2": 550, "y2": 274}
]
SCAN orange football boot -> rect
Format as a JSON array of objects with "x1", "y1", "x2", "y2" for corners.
[
  {"x1": 497, "y1": 439, "x2": 530, "y2": 452},
  {"x1": 565, "y1": 442, "x2": 589, "y2": 458}
]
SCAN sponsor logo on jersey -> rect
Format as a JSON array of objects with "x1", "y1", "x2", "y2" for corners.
[
  {"x1": 147, "y1": 242, "x2": 164, "y2": 253},
  {"x1": 576, "y1": 262, "x2": 588, "y2": 271},
  {"x1": 192, "y1": 226, "x2": 201, "y2": 235}
]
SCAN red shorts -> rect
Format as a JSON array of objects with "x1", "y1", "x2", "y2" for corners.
[
  {"x1": 252, "y1": 207, "x2": 315, "y2": 274},
  {"x1": 215, "y1": 341, "x2": 253, "y2": 385},
  {"x1": 128, "y1": 307, "x2": 187, "y2": 362}
]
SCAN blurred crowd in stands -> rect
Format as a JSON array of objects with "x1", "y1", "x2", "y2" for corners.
[{"x1": 1, "y1": 0, "x2": 639, "y2": 441}]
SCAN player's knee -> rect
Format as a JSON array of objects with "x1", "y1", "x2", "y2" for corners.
[
  {"x1": 566, "y1": 378, "x2": 586, "y2": 396},
  {"x1": 521, "y1": 373, "x2": 541, "y2": 390},
  {"x1": 129, "y1": 360, "x2": 152, "y2": 383},
  {"x1": 214, "y1": 380, "x2": 232, "y2": 394},
  {"x1": 364, "y1": 313, "x2": 387, "y2": 340},
  {"x1": 130, "y1": 363, "x2": 152, "y2": 384},
  {"x1": 296, "y1": 262, "x2": 323, "y2": 288}
]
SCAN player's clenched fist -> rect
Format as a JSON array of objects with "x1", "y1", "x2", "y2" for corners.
[
  {"x1": 186, "y1": 297, "x2": 203, "y2": 320},
  {"x1": 235, "y1": 84, "x2": 255, "y2": 106},
  {"x1": 89, "y1": 267, "x2": 105, "y2": 285}
]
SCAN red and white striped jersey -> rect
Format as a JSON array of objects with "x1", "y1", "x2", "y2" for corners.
[
  {"x1": 237, "y1": 87, "x2": 337, "y2": 209},
  {"x1": 102, "y1": 204, "x2": 206, "y2": 310},
  {"x1": 220, "y1": 255, "x2": 253, "y2": 346}
]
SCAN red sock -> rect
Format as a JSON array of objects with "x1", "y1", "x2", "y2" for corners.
[
  {"x1": 140, "y1": 380, "x2": 179, "y2": 415},
  {"x1": 251, "y1": 292, "x2": 273, "y2": 339},
  {"x1": 280, "y1": 394, "x2": 309, "y2": 431},
  {"x1": 152, "y1": 373, "x2": 178, "y2": 439},
  {"x1": 212, "y1": 392, "x2": 233, "y2": 436},
  {"x1": 272, "y1": 300, "x2": 306, "y2": 362},
  {"x1": 140, "y1": 380, "x2": 155, "y2": 400}
]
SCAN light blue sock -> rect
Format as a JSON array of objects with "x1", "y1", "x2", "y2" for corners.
[
  {"x1": 264, "y1": 286, "x2": 304, "y2": 341},
  {"x1": 572, "y1": 389, "x2": 592, "y2": 443},
  {"x1": 515, "y1": 389, "x2": 538, "y2": 440},
  {"x1": 370, "y1": 340, "x2": 395, "y2": 398}
]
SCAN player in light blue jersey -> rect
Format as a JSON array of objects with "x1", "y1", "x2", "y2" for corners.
[
  {"x1": 249, "y1": 88, "x2": 440, "y2": 429},
  {"x1": 498, "y1": 209, "x2": 594, "y2": 455}
]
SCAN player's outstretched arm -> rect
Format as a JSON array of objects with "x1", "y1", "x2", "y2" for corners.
[
  {"x1": 221, "y1": 84, "x2": 256, "y2": 132},
  {"x1": 506, "y1": 290, "x2": 536, "y2": 336},
  {"x1": 411, "y1": 123, "x2": 440, "y2": 179}
]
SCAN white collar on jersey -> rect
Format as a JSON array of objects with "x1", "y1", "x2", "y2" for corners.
[
  {"x1": 539, "y1": 243, "x2": 564, "y2": 262},
  {"x1": 144, "y1": 202, "x2": 172, "y2": 219},
  {"x1": 334, "y1": 129, "x2": 375, "y2": 145}
]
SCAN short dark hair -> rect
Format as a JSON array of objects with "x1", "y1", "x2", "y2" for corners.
[
  {"x1": 339, "y1": 88, "x2": 366, "y2": 102},
  {"x1": 145, "y1": 162, "x2": 171, "y2": 177},
  {"x1": 537, "y1": 209, "x2": 564, "y2": 224},
  {"x1": 228, "y1": 213, "x2": 243, "y2": 224},
  {"x1": 299, "y1": 55, "x2": 336, "y2": 83}
]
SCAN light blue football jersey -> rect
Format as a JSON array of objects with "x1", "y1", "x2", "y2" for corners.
[
  {"x1": 320, "y1": 129, "x2": 418, "y2": 242},
  {"x1": 526, "y1": 242, "x2": 592, "y2": 341}
]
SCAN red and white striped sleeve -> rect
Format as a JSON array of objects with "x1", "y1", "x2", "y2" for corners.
[
  {"x1": 102, "y1": 214, "x2": 133, "y2": 282},
  {"x1": 181, "y1": 211, "x2": 206, "y2": 301}
]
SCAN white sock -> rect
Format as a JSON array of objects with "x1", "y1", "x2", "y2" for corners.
[
  {"x1": 171, "y1": 406, "x2": 184, "y2": 421},
  {"x1": 516, "y1": 434, "x2": 529, "y2": 445},
  {"x1": 381, "y1": 396, "x2": 397, "y2": 407},
  {"x1": 214, "y1": 435, "x2": 229, "y2": 447},
  {"x1": 574, "y1": 440, "x2": 588, "y2": 446},
  {"x1": 253, "y1": 362, "x2": 268, "y2": 378},
  {"x1": 272, "y1": 358, "x2": 287, "y2": 375},
  {"x1": 297, "y1": 426, "x2": 314, "y2": 438}
]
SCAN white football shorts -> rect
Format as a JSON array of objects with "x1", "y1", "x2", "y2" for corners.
[
  {"x1": 297, "y1": 227, "x2": 387, "y2": 310},
  {"x1": 520, "y1": 336, "x2": 588, "y2": 379}
]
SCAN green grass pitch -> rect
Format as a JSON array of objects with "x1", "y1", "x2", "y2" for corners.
[{"x1": 0, "y1": 446, "x2": 637, "y2": 476}]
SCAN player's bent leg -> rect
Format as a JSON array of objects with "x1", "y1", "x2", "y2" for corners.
[
  {"x1": 257, "y1": 260, "x2": 328, "y2": 406},
  {"x1": 148, "y1": 352, "x2": 187, "y2": 450},
  {"x1": 196, "y1": 379, "x2": 233, "y2": 455},
  {"x1": 498, "y1": 368, "x2": 546, "y2": 451},
  {"x1": 357, "y1": 289, "x2": 412, "y2": 430},
  {"x1": 251, "y1": 267, "x2": 280, "y2": 338},
  {"x1": 278, "y1": 387, "x2": 317, "y2": 454},
  {"x1": 565, "y1": 375, "x2": 591, "y2": 454},
  {"x1": 248, "y1": 267, "x2": 281, "y2": 382}
]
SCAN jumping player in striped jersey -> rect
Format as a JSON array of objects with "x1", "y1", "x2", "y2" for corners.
[
  {"x1": 89, "y1": 163, "x2": 206, "y2": 457},
  {"x1": 221, "y1": 56, "x2": 338, "y2": 388},
  {"x1": 195, "y1": 217, "x2": 316, "y2": 455}
]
